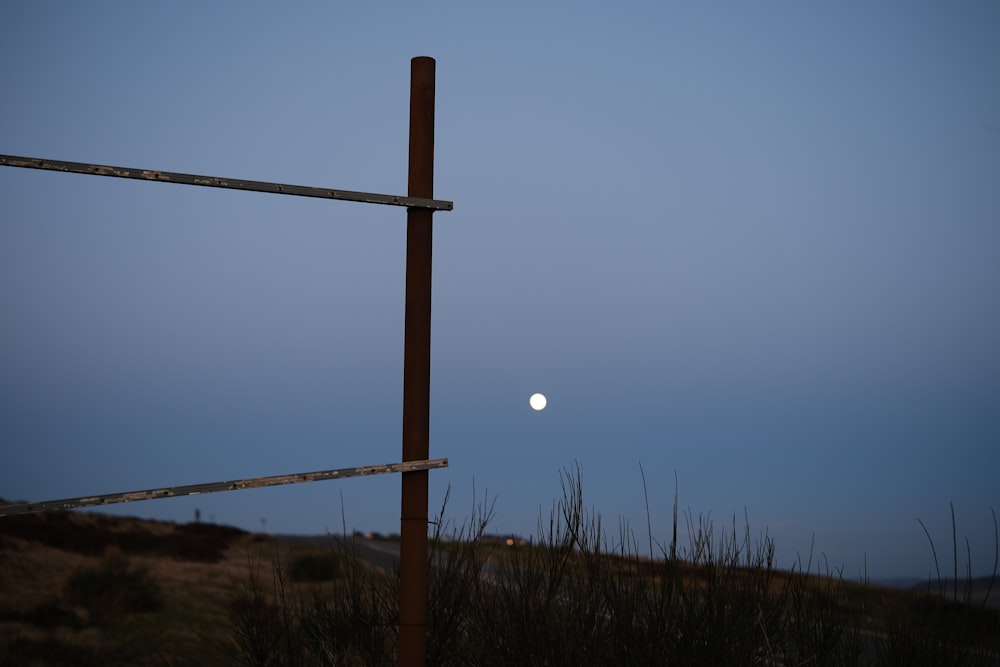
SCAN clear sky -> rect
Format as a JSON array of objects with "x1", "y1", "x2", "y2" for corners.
[{"x1": 1, "y1": 2, "x2": 997, "y2": 580}]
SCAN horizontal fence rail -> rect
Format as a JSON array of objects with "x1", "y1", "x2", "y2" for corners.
[
  {"x1": 0, "y1": 154, "x2": 454, "y2": 211},
  {"x1": 0, "y1": 458, "x2": 449, "y2": 517}
]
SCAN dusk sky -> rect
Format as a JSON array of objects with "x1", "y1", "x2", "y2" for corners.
[{"x1": 2, "y1": 3, "x2": 998, "y2": 580}]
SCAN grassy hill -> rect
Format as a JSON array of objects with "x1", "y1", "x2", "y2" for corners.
[
  {"x1": 1, "y1": 492, "x2": 998, "y2": 666},
  {"x1": 0, "y1": 507, "x2": 301, "y2": 665}
]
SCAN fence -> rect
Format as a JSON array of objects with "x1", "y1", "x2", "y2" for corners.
[{"x1": 0, "y1": 56, "x2": 450, "y2": 667}]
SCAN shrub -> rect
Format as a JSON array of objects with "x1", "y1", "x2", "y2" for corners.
[
  {"x1": 0, "y1": 512, "x2": 246, "y2": 562},
  {"x1": 287, "y1": 552, "x2": 345, "y2": 583},
  {"x1": 63, "y1": 555, "x2": 162, "y2": 622}
]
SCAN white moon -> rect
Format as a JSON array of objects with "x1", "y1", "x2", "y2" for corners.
[{"x1": 529, "y1": 393, "x2": 547, "y2": 411}]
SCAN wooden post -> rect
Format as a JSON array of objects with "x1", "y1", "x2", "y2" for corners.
[{"x1": 399, "y1": 55, "x2": 435, "y2": 667}]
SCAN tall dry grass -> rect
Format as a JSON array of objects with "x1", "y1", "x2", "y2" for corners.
[{"x1": 217, "y1": 465, "x2": 999, "y2": 666}]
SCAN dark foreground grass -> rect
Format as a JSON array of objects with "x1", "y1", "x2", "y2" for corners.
[{"x1": 217, "y1": 466, "x2": 999, "y2": 666}]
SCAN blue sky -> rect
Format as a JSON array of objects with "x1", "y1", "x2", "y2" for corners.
[{"x1": 1, "y1": 2, "x2": 998, "y2": 579}]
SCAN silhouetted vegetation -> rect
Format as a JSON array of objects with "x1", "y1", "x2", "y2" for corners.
[
  {"x1": 1, "y1": 472, "x2": 997, "y2": 666},
  {"x1": 0, "y1": 599, "x2": 84, "y2": 630},
  {"x1": 213, "y1": 466, "x2": 998, "y2": 666},
  {"x1": 0, "y1": 510, "x2": 245, "y2": 562},
  {"x1": 287, "y1": 552, "x2": 347, "y2": 583},
  {"x1": 63, "y1": 553, "x2": 163, "y2": 622}
]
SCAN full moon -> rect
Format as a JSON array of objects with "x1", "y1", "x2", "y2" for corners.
[{"x1": 529, "y1": 393, "x2": 547, "y2": 411}]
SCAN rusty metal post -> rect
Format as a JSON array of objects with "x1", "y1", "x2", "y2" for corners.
[{"x1": 399, "y1": 56, "x2": 435, "y2": 667}]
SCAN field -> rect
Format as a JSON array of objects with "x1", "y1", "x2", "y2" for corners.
[{"x1": 1, "y1": 478, "x2": 998, "y2": 666}]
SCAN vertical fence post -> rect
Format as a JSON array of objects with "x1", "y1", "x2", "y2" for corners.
[{"x1": 399, "y1": 55, "x2": 435, "y2": 667}]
